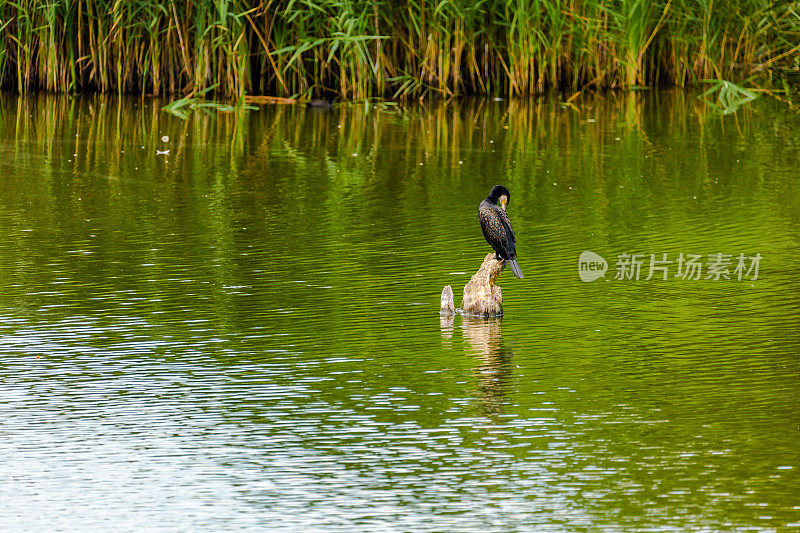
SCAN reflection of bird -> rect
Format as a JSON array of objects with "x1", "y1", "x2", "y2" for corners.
[{"x1": 479, "y1": 185, "x2": 524, "y2": 279}]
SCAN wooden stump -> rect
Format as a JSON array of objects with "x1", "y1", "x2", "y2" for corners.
[
  {"x1": 461, "y1": 253, "x2": 506, "y2": 317},
  {"x1": 440, "y1": 285, "x2": 455, "y2": 316}
]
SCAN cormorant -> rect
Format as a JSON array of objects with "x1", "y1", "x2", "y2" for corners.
[{"x1": 479, "y1": 185, "x2": 524, "y2": 279}]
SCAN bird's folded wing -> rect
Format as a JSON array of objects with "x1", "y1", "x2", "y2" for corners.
[{"x1": 498, "y1": 210, "x2": 516, "y2": 246}]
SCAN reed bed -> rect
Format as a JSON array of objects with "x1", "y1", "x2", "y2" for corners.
[{"x1": 0, "y1": 1, "x2": 798, "y2": 99}]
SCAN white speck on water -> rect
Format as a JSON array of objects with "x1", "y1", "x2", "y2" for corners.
[
  {"x1": 615, "y1": 137, "x2": 621, "y2": 140},
  {"x1": 587, "y1": 118, "x2": 596, "y2": 122},
  {"x1": 161, "y1": 135, "x2": 169, "y2": 142},
  {"x1": 73, "y1": 153, "x2": 77, "y2": 157},
  {"x1": 489, "y1": 140, "x2": 494, "y2": 143},
  {"x1": 141, "y1": 146, "x2": 145, "y2": 149},
  {"x1": 458, "y1": 161, "x2": 463, "y2": 164},
  {"x1": 352, "y1": 153, "x2": 357, "y2": 157},
  {"x1": 156, "y1": 149, "x2": 169, "y2": 155},
  {"x1": 419, "y1": 163, "x2": 423, "y2": 166}
]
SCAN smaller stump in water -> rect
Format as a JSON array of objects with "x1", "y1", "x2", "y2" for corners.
[
  {"x1": 440, "y1": 285, "x2": 455, "y2": 316},
  {"x1": 461, "y1": 252, "x2": 506, "y2": 317}
]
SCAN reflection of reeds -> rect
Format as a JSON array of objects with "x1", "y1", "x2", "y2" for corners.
[
  {"x1": 0, "y1": 1, "x2": 797, "y2": 98},
  {"x1": 0, "y1": 89, "x2": 775, "y2": 191},
  {"x1": 0, "y1": 89, "x2": 772, "y2": 204}
]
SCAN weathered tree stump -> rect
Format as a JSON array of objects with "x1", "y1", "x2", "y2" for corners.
[
  {"x1": 461, "y1": 252, "x2": 507, "y2": 317},
  {"x1": 439, "y1": 253, "x2": 508, "y2": 317},
  {"x1": 440, "y1": 285, "x2": 455, "y2": 316}
]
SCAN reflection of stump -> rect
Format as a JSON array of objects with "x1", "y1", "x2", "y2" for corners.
[
  {"x1": 462, "y1": 316, "x2": 512, "y2": 414},
  {"x1": 463, "y1": 316, "x2": 503, "y2": 356},
  {"x1": 440, "y1": 313, "x2": 455, "y2": 342},
  {"x1": 461, "y1": 253, "x2": 506, "y2": 317}
]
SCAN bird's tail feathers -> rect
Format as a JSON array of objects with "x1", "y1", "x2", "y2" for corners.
[{"x1": 508, "y1": 259, "x2": 524, "y2": 279}]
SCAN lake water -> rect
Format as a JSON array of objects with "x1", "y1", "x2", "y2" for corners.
[{"x1": 1, "y1": 92, "x2": 798, "y2": 531}]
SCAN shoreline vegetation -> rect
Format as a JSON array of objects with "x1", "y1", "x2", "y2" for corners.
[{"x1": 1, "y1": 1, "x2": 798, "y2": 102}]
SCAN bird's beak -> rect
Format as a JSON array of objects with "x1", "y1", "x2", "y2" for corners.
[{"x1": 500, "y1": 196, "x2": 508, "y2": 210}]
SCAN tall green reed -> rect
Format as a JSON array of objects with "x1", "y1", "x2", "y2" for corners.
[{"x1": 0, "y1": 0, "x2": 797, "y2": 99}]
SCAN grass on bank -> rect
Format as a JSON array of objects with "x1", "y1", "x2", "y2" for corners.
[{"x1": 0, "y1": 0, "x2": 798, "y2": 101}]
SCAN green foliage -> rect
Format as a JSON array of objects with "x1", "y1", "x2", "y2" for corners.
[
  {"x1": 700, "y1": 79, "x2": 759, "y2": 115},
  {"x1": 0, "y1": 0, "x2": 798, "y2": 98},
  {"x1": 162, "y1": 83, "x2": 258, "y2": 119}
]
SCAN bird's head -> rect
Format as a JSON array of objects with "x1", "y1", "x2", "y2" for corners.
[{"x1": 487, "y1": 185, "x2": 511, "y2": 211}]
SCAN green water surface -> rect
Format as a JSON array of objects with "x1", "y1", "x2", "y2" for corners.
[{"x1": 0, "y1": 92, "x2": 798, "y2": 531}]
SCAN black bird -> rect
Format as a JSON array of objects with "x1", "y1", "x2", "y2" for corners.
[{"x1": 479, "y1": 185, "x2": 524, "y2": 279}]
